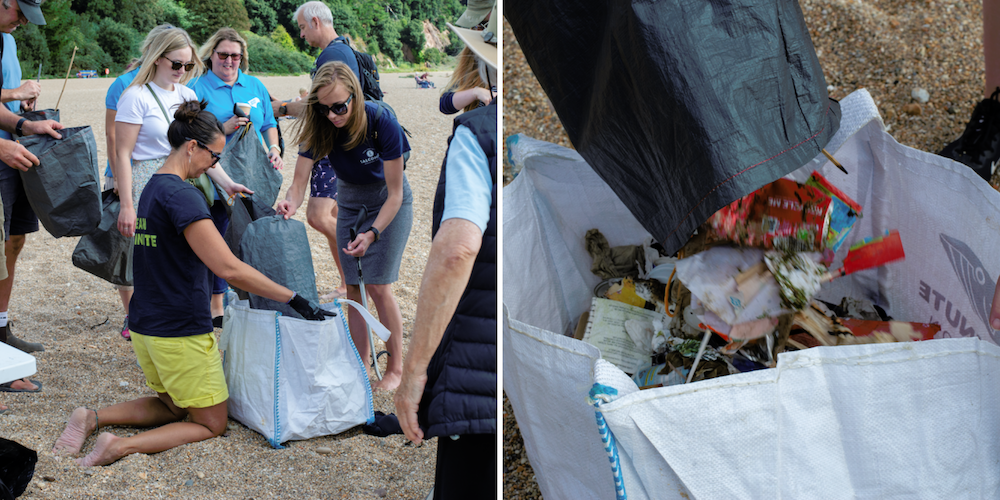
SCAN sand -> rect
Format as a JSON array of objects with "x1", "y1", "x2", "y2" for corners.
[{"x1": 1, "y1": 70, "x2": 456, "y2": 499}]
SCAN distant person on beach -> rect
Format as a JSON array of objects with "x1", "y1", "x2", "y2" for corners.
[
  {"x1": 394, "y1": 8, "x2": 498, "y2": 499},
  {"x1": 276, "y1": 61, "x2": 412, "y2": 391},
  {"x1": 439, "y1": 0, "x2": 495, "y2": 115},
  {"x1": 0, "y1": 0, "x2": 65, "y2": 397},
  {"x1": 415, "y1": 72, "x2": 435, "y2": 89},
  {"x1": 939, "y1": 2, "x2": 1000, "y2": 181},
  {"x1": 104, "y1": 24, "x2": 176, "y2": 341},
  {"x1": 271, "y1": 0, "x2": 365, "y2": 301},
  {"x1": 53, "y1": 100, "x2": 330, "y2": 467},
  {"x1": 188, "y1": 27, "x2": 284, "y2": 327}
]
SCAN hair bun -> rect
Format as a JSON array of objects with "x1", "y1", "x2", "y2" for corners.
[{"x1": 174, "y1": 99, "x2": 208, "y2": 123}]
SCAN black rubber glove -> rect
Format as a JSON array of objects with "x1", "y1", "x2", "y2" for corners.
[{"x1": 288, "y1": 293, "x2": 335, "y2": 321}]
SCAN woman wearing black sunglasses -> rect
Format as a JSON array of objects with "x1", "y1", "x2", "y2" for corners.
[
  {"x1": 277, "y1": 61, "x2": 413, "y2": 391},
  {"x1": 113, "y1": 27, "x2": 252, "y2": 336},
  {"x1": 54, "y1": 100, "x2": 327, "y2": 467}
]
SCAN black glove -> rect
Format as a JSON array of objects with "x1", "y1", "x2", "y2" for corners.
[{"x1": 288, "y1": 293, "x2": 335, "y2": 321}]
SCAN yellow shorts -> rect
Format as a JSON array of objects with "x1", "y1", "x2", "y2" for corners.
[{"x1": 130, "y1": 330, "x2": 228, "y2": 409}]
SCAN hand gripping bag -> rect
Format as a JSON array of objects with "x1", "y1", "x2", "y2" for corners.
[
  {"x1": 17, "y1": 126, "x2": 101, "y2": 237},
  {"x1": 221, "y1": 126, "x2": 282, "y2": 207},
  {"x1": 240, "y1": 215, "x2": 319, "y2": 319},
  {"x1": 71, "y1": 189, "x2": 132, "y2": 286},
  {"x1": 220, "y1": 292, "x2": 389, "y2": 447}
]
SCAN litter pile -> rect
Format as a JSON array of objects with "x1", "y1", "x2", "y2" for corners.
[{"x1": 577, "y1": 170, "x2": 939, "y2": 388}]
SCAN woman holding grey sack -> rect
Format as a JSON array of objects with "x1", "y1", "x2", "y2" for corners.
[
  {"x1": 114, "y1": 26, "x2": 251, "y2": 338},
  {"x1": 54, "y1": 99, "x2": 329, "y2": 467},
  {"x1": 188, "y1": 27, "x2": 284, "y2": 326},
  {"x1": 277, "y1": 61, "x2": 412, "y2": 391}
]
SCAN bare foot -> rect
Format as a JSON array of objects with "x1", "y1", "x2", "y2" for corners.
[
  {"x1": 0, "y1": 402, "x2": 8, "y2": 412},
  {"x1": 372, "y1": 370, "x2": 401, "y2": 392},
  {"x1": 53, "y1": 407, "x2": 97, "y2": 456},
  {"x1": 8, "y1": 378, "x2": 37, "y2": 391},
  {"x1": 75, "y1": 432, "x2": 125, "y2": 467}
]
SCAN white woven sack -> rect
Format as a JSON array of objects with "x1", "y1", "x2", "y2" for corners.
[
  {"x1": 220, "y1": 294, "x2": 388, "y2": 447},
  {"x1": 503, "y1": 89, "x2": 1000, "y2": 498}
]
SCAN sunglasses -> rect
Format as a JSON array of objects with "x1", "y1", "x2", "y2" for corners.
[
  {"x1": 162, "y1": 57, "x2": 195, "y2": 72},
  {"x1": 215, "y1": 51, "x2": 242, "y2": 61},
  {"x1": 189, "y1": 138, "x2": 221, "y2": 166},
  {"x1": 312, "y1": 93, "x2": 353, "y2": 116}
]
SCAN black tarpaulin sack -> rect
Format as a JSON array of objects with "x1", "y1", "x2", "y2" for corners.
[
  {"x1": 19, "y1": 108, "x2": 59, "y2": 122},
  {"x1": 222, "y1": 126, "x2": 282, "y2": 207},
  {"x1": 505, "y1": 0, "x2": 841, "y2": 255},
  {"x1": 0, "y1": 437, "x2": 37, "y2": 500},
  {"x1": 18, "y1": 126, "x2": 101, "y2": 237},
  {"x1": 71, "y1": 189, "x2": 132, "y2": 286},
  {"x1": 240, "y1": 215, "x2": 319, "y2": 319}
]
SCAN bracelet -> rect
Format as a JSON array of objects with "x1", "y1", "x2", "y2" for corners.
[
  {"x1": 269, "y1": 145, "x2": 281, "y2": 152},
  {"x1": 286, "y1": 291, "x2": 296, "y2": 304},
  {"x1": 367, "y1": 226, "x2": 380, "y2": 242},
  {"x1": 14, "y1": 117, "x2": 25, "y2": 137}
]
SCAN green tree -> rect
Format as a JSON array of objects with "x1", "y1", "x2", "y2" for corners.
[
  {"x1": 96, "y1": 18, "x2": 139, "y2": 65},
  {"x1": 156, "y1": 0, "x2": 192, "y2": 30},
  {"x1": 400, "y1": 19, "x2": 424, "y2": 51},
  {"x1": 11, "y1": 24, "x2": 49, "y2": 77},
  {"x1": 185, "y1": 0, "x2": 251, "y2": 44},
  {"x1": 243, "y1": 31, "x2": 311, "y2": 74},
  {"x1": 328, "y1": 0, "x2": 361, "y2": 41},
  {"x1": 422, "y1": 47, "x2": 442, "y2": 67},
  {"x1": 245, "y1": 0, "x2": 278, "y2": 35},
  {"x1": 373, "y1": 18, "x2": 402, "y2": 62},
  {"x1": 270, "y1": 25, "x2": 295, "y2": 52}
]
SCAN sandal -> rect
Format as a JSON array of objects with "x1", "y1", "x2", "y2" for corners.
[
  {"x1": 121, "y1": 316, "x2": 131, "y2": 341},
  {"x1": 0, "y1": 379, "x2": 41, "y2": 393}
]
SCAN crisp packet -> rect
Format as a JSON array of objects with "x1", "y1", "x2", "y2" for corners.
[
  {"x1": 707, "y1": 178, "x2": 833, "y2": 251},
  {"x1": 806, "y1": 171, "x2": 862, "y2": 252}
]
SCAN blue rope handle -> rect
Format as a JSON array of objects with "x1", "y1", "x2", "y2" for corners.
[
  {"x1": 270, "y1": 311, "x2": 285, "y2": 449},
  {"x1": 588, "y1": 383, "x2": 627, "y2": 500}
]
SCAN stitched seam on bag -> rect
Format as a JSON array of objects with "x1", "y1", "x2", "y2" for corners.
[
  {"x1": 507, "y1": 317, "x2": 601, "y2": 359},
  {"x1": 271, "y1": 311, "x2": 285, "y2": 449},
  {"x1": 337, "y1": 298, "x2": 375, "y2": 423},
  {"x1": 665, "y1": 103, "x2": 835, "y2": 242}
]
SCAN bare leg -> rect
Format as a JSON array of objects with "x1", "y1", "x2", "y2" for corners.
[
  {"x1": 986, "y1": 0, "x2": 1000, "y2": 96},
  {"x1": 74, "y1": 396, "x2": 227, "y2": 466},
  {"x1": 367, "y1": 283, "x2": 404, "y2": 391},
  {"x1": 54, "y1": 395, "x2": 183, "y2": 456},
  {"x1": 0, "y1": 235, "x2": 25, "y2": 312},
  {"x1": 307, "y1": 198, "x2": 348, "y2": 299},
  {"x1": 211, "y1": 293, "x2": 224, "y2": 319},
  {"x1": 346, "y1": 283, "x2": 370, "y2": 375},
  {"x1": 118, "y1": 287, "x2": 132, "y2": 316}
]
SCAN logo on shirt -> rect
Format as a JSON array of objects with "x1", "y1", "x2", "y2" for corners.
[
  {"x1": 248, "y1": 97, "x2": 260, "y2": 108},
  {"x1": 361, "y1": 148, "x2": 379, "y2": 165}
]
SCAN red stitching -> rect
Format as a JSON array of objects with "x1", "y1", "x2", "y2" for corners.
[{"x1": 665, "y1": 103, "x2": 835, "y2": 241}]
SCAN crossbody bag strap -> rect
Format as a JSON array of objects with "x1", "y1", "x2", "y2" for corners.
[
  {"x1": 146, "y1": 83, "x2": 216, "y2": 206},
  {"x1": 145, "y1": 83, "x2": 171, "y2": 122}
]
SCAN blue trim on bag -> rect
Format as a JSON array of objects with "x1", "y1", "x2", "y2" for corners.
[
  {"x1": 588, "y1": 383, "x2": 626, "y2": 500},
  {"x1": 270, "y1": 311, "x2": 285, "y2": 449},
  {"x1": 335, "y1": 298, "x2": 375, "y2": 425}
]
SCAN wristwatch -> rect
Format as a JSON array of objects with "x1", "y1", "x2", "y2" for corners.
[
  {"x1": 278, "y1": 104, "x2": 288, "y2": 116},
  {"x1": 367, "y1": 226, "x2": 380, "y2": 242},
  {"x1": 14, "y1": 117, "x2": 25, "y2": 137}
]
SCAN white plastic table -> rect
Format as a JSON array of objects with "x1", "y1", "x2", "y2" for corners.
[{"x1": 0, "y1": 341, "x2": 35, "y2": 384}]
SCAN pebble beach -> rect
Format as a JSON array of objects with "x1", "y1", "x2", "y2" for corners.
[
  {"x1": 502, "y1": 1, "x2": 994, "y2": 497},
  {"x1": 1, "y1": 70, "x2": 456, "y2": 499}
]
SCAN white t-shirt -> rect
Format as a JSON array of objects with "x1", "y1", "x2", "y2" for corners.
[{"x1": 115, "y1": 81, "x2": 198, "y2": 160}]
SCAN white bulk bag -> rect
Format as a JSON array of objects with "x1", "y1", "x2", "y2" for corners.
[
  {"x1": 220, "y1": 294, "x2": 389, "y2": 447},
  {"x1": 503, "y1": 89, "x2": 1000, "y2": 499}
]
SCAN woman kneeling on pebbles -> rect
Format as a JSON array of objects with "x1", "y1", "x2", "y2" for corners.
[{"x1": 53, "y1": 100, "x2": 328, "y2": 467}]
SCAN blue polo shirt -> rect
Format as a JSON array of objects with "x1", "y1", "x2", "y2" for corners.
[
  {"x1": 298, "y1": 101, "x2": 409, "y2": 185},
  {"x1": 312, "y1": 37, "x2": 359, "y2": 80},
  {"x1": 104, "y1": 67, "x2": 141, "y2": 177},
  {"x1": 0, "y1": 34, "x2": 20, "y2": 176},
  {"x1": 441, "y1": 125, "x2": 492, "y2": 234},
  {"x1": 187, "y1": 69, "x2": 277, "y2": 144}
]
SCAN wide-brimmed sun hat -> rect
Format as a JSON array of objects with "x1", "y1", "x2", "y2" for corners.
[{"x1": 448, "y1": 4, "x2": 497, "y2": 70}]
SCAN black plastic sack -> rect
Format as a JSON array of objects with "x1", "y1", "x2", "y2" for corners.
[
  {"x1": 0, "y1": 437, "x2": 37, "y2": 500},
  {"x1": 241, "y1": 215, "x2": 319, "y2": 319},
  {"x1": 19, "y1": 108, "x2": 59, "y2": 123},
  {"x1": 72, "y1": 189, "x2": 132, "y2": 286},
  {"x1": 18, "y1": 126, "x2": 101, "y2": 237},
  {"x1": 222, "y1": 127, "x2": 282, "y2": 207},
  {"x1": 506, "y1": 0, "x2": 841, "y2": 255}
]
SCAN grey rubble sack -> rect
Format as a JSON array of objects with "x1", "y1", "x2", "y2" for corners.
[
  {"x1": 241, "y1": 215, "x2": 319, "y2": 319},
  {"x1": 18, "y1": 126, "x2": 101, "y2": 237}
]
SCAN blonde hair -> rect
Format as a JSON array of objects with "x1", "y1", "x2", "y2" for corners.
[
  {"x1": 442, "y1": 47, "x2": 486, "y2": 113},
  {"x1": 198, "y1": 27, "x2": 250, "y2": 73},
  {"x1": 130, "y1": 26, "x2": 202, "y2": 88},
  {"x1": 291, "y1": 61, "x2": 367, "y2": 158}
]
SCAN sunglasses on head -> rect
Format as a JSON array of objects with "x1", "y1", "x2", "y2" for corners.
[
  {"x1": 312, "y1": 93, "x2": 353, "y2": 116},
  {"x1": 188, "y1": 138, "x2": 221, "y2": 166},
  {"x1": 162, "y1": 57, "x2": 195, "y2": 72},
  {"x1": 215, "y1": 50, "x2": 242, "y2": 61}
]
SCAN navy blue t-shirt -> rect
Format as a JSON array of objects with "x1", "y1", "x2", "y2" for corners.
[
  {"x1": 130, "y1": 174, "x2": 214, "y2": 337},
  {"x1": 312, "y1": 37, "x2": 359, "y2": 80},
  {"x1": 299, "y1": 101, "x2": 410, "y2": 185}
]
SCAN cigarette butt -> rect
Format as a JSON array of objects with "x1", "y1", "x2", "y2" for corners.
[{"x1": 822, "y1": 149, "x2": 849, "y2": 175}]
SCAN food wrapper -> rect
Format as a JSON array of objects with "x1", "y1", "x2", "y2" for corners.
[
  {"x1": 806, "y1": 171, "x2": 862, "y2": 252},
  {"x1": 707, "y1": 177, "x2": 833, "y2": 251}
]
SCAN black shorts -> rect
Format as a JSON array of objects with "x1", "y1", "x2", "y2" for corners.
[
  {"x1": 433, "y1": 433, "x2": 496, "y2": 500},
  {"x1": 0, "y1": 168, "x2": 38, "y2": 238}
]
